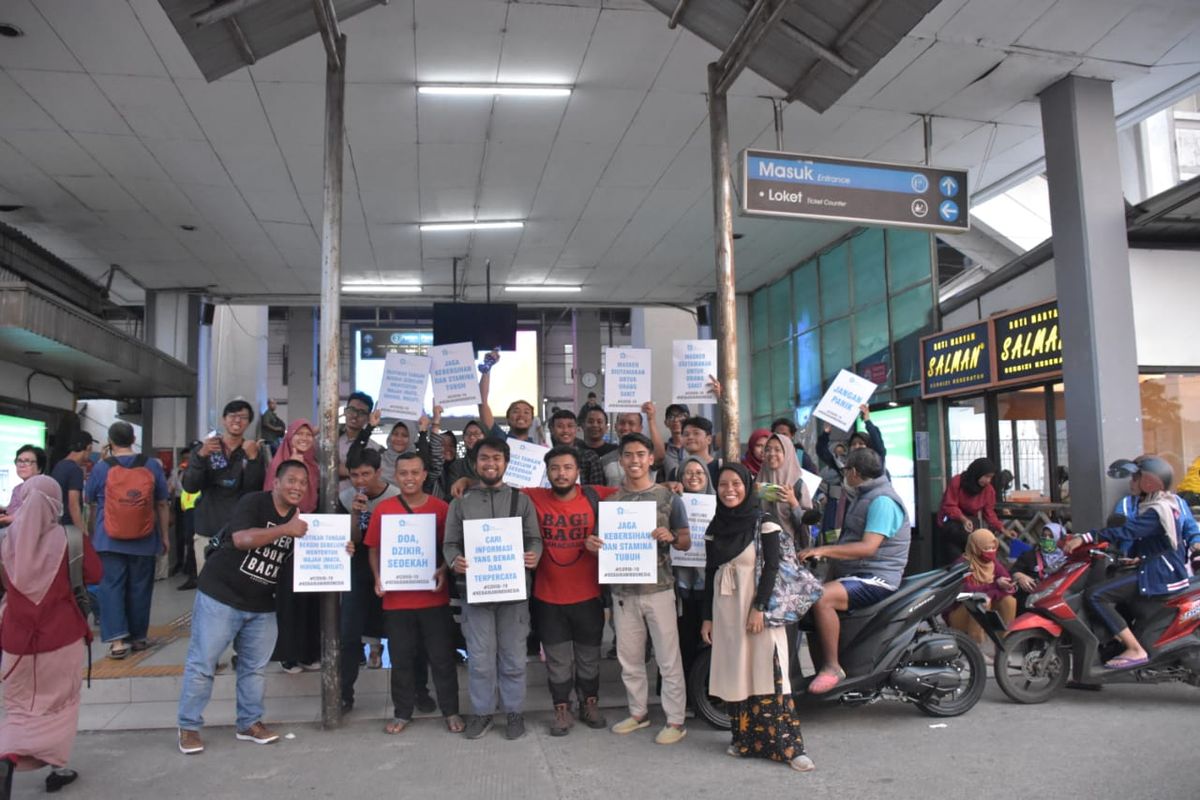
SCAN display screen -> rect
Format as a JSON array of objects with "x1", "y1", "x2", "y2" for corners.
[
  {"x1": 868, "y1": 405, "x2": 916, "y2": 523},
  {"x1": 0, "y1": 414, "x2": 47, "y2": 508},
  {"x1": 433, "y1": 303, "x2": 518, "y2": 352}
]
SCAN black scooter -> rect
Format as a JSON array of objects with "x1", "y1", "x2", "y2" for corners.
[{"x1": 690, "y1": 562, "x2": 987, "y2": 729}]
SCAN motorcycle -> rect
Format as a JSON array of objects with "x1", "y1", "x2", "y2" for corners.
[
  {"x1": 992, "y1": 543, "x2": 1200, "y2": 704},
  {"x1": 689, "y1": 561, "x2": 987, "y2": 729}
]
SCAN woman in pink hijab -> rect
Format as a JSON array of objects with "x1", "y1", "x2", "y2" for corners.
[
  {"x1": 264, "y1": 420, "x2": 318, "y2": 512},
  {"x1": 0, "y1": 475, "x2": 102, "y2": 796}
]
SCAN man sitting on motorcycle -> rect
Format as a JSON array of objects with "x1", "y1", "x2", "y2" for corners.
[
  {"x1": 798, "y1": 448, "x2": 911, "y2": 694},
  {"x1": 1064, "y1": 456, "x2": 1193, "y2": 669},
  {"x1": 1110, "y1": 456, "x2": 1200, "y2": 567}
]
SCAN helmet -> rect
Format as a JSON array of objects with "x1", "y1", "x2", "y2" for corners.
[
  {"x1": 1106, "y1": 459, "x2": 1139, "y2": 480},
  {"x1": 1134, "y1": 455, "x2": 1174, "y2": 491}
]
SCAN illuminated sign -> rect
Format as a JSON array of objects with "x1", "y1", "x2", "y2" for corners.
[
  {"x1": 992, "y1": 300, "x2": 1062, "y2": 386},
  {"x1": 920, "y1": 321, "x2": 993, "y2": 398}
]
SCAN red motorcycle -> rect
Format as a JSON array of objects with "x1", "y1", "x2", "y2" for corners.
[{"x1": 991, "y1": 543, "x2": 1200, "y2": 703}]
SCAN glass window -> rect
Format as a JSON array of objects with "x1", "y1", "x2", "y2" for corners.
[
  {"x1": 1051, "y1": 383, "x2": 1069, "y2": 502},
  {"x1": 853, "y1": 306, "x2": 890, "y2": 368},
  {"x1": 853, "y1": 228, "x2": 886, "y2": 310},
  {"x1": 752, "y1": 350, "x2": 772, "y2": 418},
  {"x1": 821, "y1": 317, "x2": 851, "y2": 383},
  {"x1": 890, "y1": 282, "x2": 935, "y2": 385},
  {"x1": 790, "y1": 260, "x2": 819, "y2": 335},
  {"x1": 795, "y1": 330, "x2": 822, "y2": 406},
  {"x1": 770, "y1": 342, "x2": 794, "y2": 416},
  {"x1": 996, "y1": 386, "x2": 1050, "y2": 499},
  {"x1": 751, "y1": 289, "x2": 769, "y2": 353},
  {"x1": 819, "y1": 243, "x2": 850, "y2": 321},
  {"x1": 946, "y1": 396, "x2": 988, "y2": 486},
  {"x1": 1139, "y1": 373, "x2": 1200, "y2": 483},
  {"x1": 888, "y1": 228, "x2": 932, "y2": 292},
  {"x1": 767, "y1": 277, "x2": 791, "y2": 345}
]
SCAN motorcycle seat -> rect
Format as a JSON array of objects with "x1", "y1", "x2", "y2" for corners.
[{"x1": 840, "y1": 567, "x2": 958, "y2": 619}]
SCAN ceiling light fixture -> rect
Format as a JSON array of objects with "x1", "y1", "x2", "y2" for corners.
[
  {"x1": 342, "y1": 284, "x2": 423, "y2": 295},
  {"x1": 180, "y1": 224, "x2": 197, "y2": 231},
  {"x1": 418, "y1": 84, "x2": 572, "y2": 98},
  {"x1": 419, "y1": 220, "x2": 524, "y2": 232},
  {"x1": 503, "y1": 285, "x2": 583, "y2": 294}
]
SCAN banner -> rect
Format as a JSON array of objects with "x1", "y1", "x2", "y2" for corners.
[
  {"x1": 429, "y1": 342, "x2": 482, "y2": 408},
  {"x1": 598, "y1": 501, "x2": 657, "y2": 584},
  {"x1": 813, "y1": 369, "x2": 877, "y2": 431},
  {"x1": 376, "y1": 352, "x2": 430, "y2": 420},
  {"x1": 603, "y1": 348, "x2": 652, "y2": 413},
  {"x1": 671, "y1": 493, "x2": 714, "y2": 568},
  {"x1": 920, "y1": 321, "x2": 993, "y2": 398},
  {"x1": 503, "y1": 439, "x2": 549, "y2": 489},
  {"x1": 378, "y1": 513, "x2": 437, "y2": 591},
  {"x1": 993, "y1": 300, "x2": 1062, "y2": 385},
  {"x1": 293, "y1": 514, "x2": 351, "y2": 592},
  {"x1": 671, "y1": 340, "x2": 718, "y2": 404},
  {"x1": 463, "y1": 517, "x2": 526, "y2": 603}
]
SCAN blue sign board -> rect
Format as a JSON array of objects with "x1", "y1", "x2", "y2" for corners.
[{"x1": 740, "y1": 149, "x2": 970, "y2": 233}]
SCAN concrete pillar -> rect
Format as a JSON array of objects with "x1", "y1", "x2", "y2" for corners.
[
  {"x1": 572, "y1": 309, "x2": 602, "y2": 409},
  {"x1": 286, "y1": 306, "x2": 319, "y2": 425},
  {"x1": 1039, "y1": 76, "x2": 1143, "y2": 529},
  {"x1": 208, "y1": 305, "x2": 269, "y2": 434},
  {"x1": 735, "y1": 294, "x2": 753, "y2": 438},
  {"x1": 630, "y1": 306, "x2": 701, "y2": 432},
  {"x1": 143, "y1": 291, "x2": 200, "y2": 449}
]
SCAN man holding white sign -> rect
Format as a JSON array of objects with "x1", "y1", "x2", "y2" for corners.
[
  {"x1": 596, "y1": 433, "x2": 690, "y2": 746},
  {"x1": 444, "y1": 437, "x2": 541, "y2": 742},
  {"x1": 365, "y1": 452, "x2": 461, "y2": 735}
]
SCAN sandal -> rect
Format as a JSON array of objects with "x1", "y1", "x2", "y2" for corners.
[
  {"x1": 444, "y1": 714, "x2": 465, "y2": 733},
  {"x1": 130, "y1": 639, "x2": 151, "y2": 652},
  {"x1": 807, "y1": 667, "x2": 845, "y2": 694},
  {"x1": 1103, "y1": 655, "x2": 1148, "y2": 670},
  {"x1": 384, "y1": 718, "x2": 410, "y2": 735},
  {"x1": 108, "y1": 644, "x2": 130, "y2": 660}
]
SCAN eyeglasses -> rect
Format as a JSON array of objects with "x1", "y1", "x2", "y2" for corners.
[
  {"x1": 344, "y1": 407, "x2": 369, "y2": 418},
  {"x1": 225, "y1": 414, "x2": 251, "y2": 423},
  {"x1": 14, "y1": 458, "x2": 37, "y2": 466}
]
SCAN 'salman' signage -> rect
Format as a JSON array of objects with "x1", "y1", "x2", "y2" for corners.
[
  {"x1": 993, "y1": 300, "x2": 1063, "y2": 385},
  {"x1": 921, "y1": 321, "x2": 993, "y2": 398}
]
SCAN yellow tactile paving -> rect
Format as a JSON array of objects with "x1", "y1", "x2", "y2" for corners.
[{"x1": 87, "y1": 612, "x2": 191, "y2": 679}]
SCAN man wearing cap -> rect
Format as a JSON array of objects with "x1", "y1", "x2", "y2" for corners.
[{"x1": 50, "y1": 433, "x2": 95, "y2": 535}]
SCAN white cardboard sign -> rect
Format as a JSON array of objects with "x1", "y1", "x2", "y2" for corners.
[
  {"x1": 377, "y1": 352, "x2": 430, "y2": 420},
  {"x1": 813, "y1": 369, "x2": 877, "y2": 432},
  {"x1": 671, "y1": 493, "x2": 715, "y2": 568},
  {"x1": 463, "y1": 516, "x2": 527, "y2": 603},
  {"x1": 378, "y1": 513, "x2": 437, "y2": 591},
  {"x1": 604, "y1": 348, "x2": 652, "y2": 413},
  {"x1": 504, "y1": 439, "x2": 550, "y2": 489},
  {"x1": 598, "y1": 501, "x2": 658, "y2": 584},
  {"x1": 430, "y1": 342, "x2": 481, "y2": 408},
  {"x1": 671, "y1": 340, "x2": 718, "y2": 404},
  {"x1": 293, "y1": 514, "x2": 351, "y2": 592}
]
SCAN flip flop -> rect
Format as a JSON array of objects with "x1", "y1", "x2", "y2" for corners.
[
  {"x1": 444, "y1": 714, "x2": 465, "y2": 733},
  {"x1": 384, "y1": 718, "x2": 410, "y2": 735},
  {"x1": 130, "y1": 639, "x2": 151, "y2": 652},
  {"x1": 108, "y1": 644, "x2": 130, "y2": 660},
  {"x1": 1103, "y1": 655, "x2": 1149, "y2": 670},
  {"x1": 807, "y1": 668, "x2": 846, "y2": 694}
]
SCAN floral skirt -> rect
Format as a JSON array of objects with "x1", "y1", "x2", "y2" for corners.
[{"x1": 728, "y1": 653, "x2": 805, "y2": 762}]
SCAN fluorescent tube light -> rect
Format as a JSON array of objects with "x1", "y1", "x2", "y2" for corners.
[
  {"x1": 342, "y1": 284, "x2": 422, "y2": 294},
  {"x1": 503, "y1": 285, "x2": 583, "y2": 294},
  {"x1": 419, "y1": 220, "x2": 524, "y2": 232},
  {"x1": 418, "y1": 84, "x2": 572, "y2": 97}
]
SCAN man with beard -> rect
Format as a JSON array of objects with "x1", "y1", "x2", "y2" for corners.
[
  {"x1": 522, "y1": 446, "x2": 618, "y2": 736},
  {"x1": 547, "y1": 409, "x2": 605, "y2": 486},
  {"x1": 444, "y1": 438, "x2": 542, "y2": 741}
]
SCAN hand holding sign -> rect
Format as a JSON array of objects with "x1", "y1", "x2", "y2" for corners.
[
  {"x1": 671, "y1": 340, "x2": 718, "y2": 404},
  {"x1": 604, "y1": 348, "x2": 652, "y2": 413}
]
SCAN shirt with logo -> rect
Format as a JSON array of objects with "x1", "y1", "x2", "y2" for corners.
[
  {"x1": 524, "y1": 486, "x2": 618, "y2": 605},
  {"x1": 364, "y1": 495, "x2": 450, "y2": 611},
  {"x1": 198, "y1": 491, "x2": 295, "y2": 613}
]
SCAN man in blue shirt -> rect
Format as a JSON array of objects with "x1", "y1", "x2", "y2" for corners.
[
  {"x1": 49, "y1": 432, "x2": 93, "y2": 532},
  {"x1": 85, "y1": 421, "x2": 170, "y2": 660}
]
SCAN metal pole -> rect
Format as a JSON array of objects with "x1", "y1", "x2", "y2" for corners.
[
  {"x1": 772, "y1": 98, "x2": 784, "y2": 150},
  {"x1": 708, "y1": 63, "x2": 740, "y2": 464},
  {"x1": 317, "y1": 32, "x2": 347, "y2": 731}
]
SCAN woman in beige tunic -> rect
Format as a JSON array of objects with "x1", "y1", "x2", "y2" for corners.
[{"x1": 701, "y1": 463, "x2": 812, "y2": 772}]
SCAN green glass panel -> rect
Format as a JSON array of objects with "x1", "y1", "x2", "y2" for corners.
[
  {"x1": 852, "y1": 228, "x2": 886, "y2": 310},
  {"x1": 887, "y1": 228, "x2": 933, "y2": 292},
  {"x1": 752, "y1": 350, "x2": 772, "y2": 417},
  {"x1": 770, "y1": 342, "x2": 794, "y2": 416},
  {"x1": 795, "y1": 329, "x2": 822, "y2": 405},
  {"x1": 890, "y1": 281, "x2": 934, "y2": 340},
  {"x1": 790, "y1": 260, "x2": 819, "y2": 335},
  {"x1": 767, "y1": 278, "x2": 791, "y2": 345},
  {"x1": 819, "y1": 243, "x2": 850, "y2": 321},
  {"x1": 821, "y1": 317, "x2": 852, "y2": 383},
  {"x1": 751, "y1": 288, "x2": 769, "y2": 352},
  {"x1": 853, "y1": 306, "x2": 890, "y2": 365}
]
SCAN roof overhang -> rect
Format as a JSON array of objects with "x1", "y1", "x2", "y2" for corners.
[{"x1": 0, "y1": 282, "x2": 197, "y2": 399}]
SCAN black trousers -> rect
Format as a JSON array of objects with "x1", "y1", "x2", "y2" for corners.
[
  {"x1": 676, "y1": 587, "x2": 704, "y2": 704},
  {"x1": 536, "y1": 597, "x2": 604, "y2": 705},
  {"x1": 383, "y1": 605, "x2": 459, "y2": 720},
  {"x1": 1086, "y1": 571, "x2": 1141, "y2": 637}
]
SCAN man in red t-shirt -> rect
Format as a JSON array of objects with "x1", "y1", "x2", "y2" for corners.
[
  {"x1": 523, "y1": 445, "x2": 617, "y2": 736},
  {"x1": 365, "y1": 452, "x2": 462, "y2": 734}
]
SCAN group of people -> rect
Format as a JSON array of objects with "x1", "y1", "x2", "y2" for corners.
[{"x1": 3, "y1": 352, "x2": 1199, "y2": 793}]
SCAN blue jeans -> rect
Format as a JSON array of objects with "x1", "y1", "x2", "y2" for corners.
[
  {"x1": 178, "y1": 590, "x2": 278, "y2": 731},
  {"x1": 97, "y1": 552, "x2": 156, "y2": 643},
  {"x1": 461, "y1": 600, "x2": 529, "y2": 715}
]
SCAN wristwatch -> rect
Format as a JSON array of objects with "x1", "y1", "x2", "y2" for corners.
[{"x1": 752, "y1": 601, "x2": 767, "y2": 612}]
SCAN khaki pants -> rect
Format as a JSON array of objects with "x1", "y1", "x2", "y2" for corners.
[
  {"x1": 948, "y1": 594, "x2": 1017, "y2": 644},
  {"x1": 612, "y1": 588, "x2": 686, "y2": 725}
]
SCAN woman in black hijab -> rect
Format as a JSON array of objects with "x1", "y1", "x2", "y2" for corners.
[{"x1": 937, "y1": 457, "x2": 1006, "y2": 563}]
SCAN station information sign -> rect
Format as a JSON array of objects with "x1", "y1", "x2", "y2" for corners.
[{"x1": 741, "y1": 149, "x2": 969, "y2": 233}]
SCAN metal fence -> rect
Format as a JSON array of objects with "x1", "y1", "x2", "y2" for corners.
[{"x1": 950, "y1": 438, "x2": 1050, "y2": 496}]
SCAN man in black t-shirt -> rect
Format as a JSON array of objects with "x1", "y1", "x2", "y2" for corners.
[{"x1": 176, "y1": 461, "x2": 310, "y2": 756}]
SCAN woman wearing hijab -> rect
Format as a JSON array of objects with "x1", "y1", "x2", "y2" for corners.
[
  {"x1": 741, "y1": 429, "x2": 771, "y2": 479},
  {"x1": 675, "y1": 456, "x2": 714, "y2": 699},
  {"x1": 756, "y1": 434, "x2": 814, "y2": 550},
  {"x1": 264, "y1": 421, "x2": 321, "y2": 672},
  {"x1": 0, "y1": 476, "x2": 102, "y2": 796},
  {"x1": 945, "y1": 529, "x2": 1017, "y2": 645},
  {"x1": 700, "y1": 464, "x2": 812, "y2": 772},
  {"x1": 1011, "y1": 523, "x2": 1069, "y2": 608},
  {"x1": 937, "y1": 458, "x2": 1005, "y2": 562}
]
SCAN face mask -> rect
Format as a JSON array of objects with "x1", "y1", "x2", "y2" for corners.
[
  {"x1": 1040, "y1": 539, "x2": 1057, "y2": 554},
  {"x1": 979, "y1": 550, "x2": 997, "y2": 563}
]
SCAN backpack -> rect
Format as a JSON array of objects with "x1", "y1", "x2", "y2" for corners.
[
  {"x1": 754, "y1": 513, "x2": 824, "y2": 627},
  {"x1": 102, "y1": 455, "x2": 156, "y2": 539}
]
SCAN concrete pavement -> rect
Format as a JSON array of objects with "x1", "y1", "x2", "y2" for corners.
[{"x1": 20, "y1": 680, "x2": 1196, "y2": 800}]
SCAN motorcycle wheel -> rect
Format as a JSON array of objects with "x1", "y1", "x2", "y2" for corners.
[
  {"x1": 688, "y1": 647, "x2": 731, "y2": 731},
  {"x1": 994, "y1": 628, "x2": 1069, "y2": 704},
  {"x1": 915, "y1": 630, "x2": 988, "y2": 718}
]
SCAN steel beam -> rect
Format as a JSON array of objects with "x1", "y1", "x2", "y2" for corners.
[
  {"x1": 668, "y1": 0, "x2": 691, "y2": 29},
  {"x1": 312, "y1": 0, "x2": 343, "y2": 72},
  {"x1": 317, "y1": 33, "x2": 347, "y2": 730},
  {"x1": 190, "y1": 0, "x2": 267, "y2": 26},
  {"x1": 714, "y1": 0, "x2": 793, "y2": 95},
  {"x1": 707, "y1": 63, "x2": 740, "y2": 463}
]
